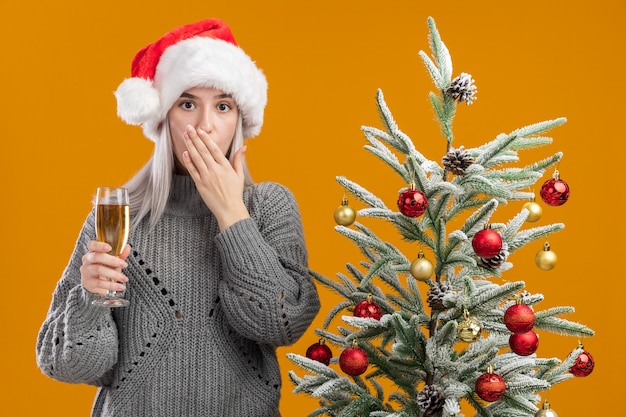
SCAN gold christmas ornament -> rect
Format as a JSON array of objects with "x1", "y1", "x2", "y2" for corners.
[
  {"x1": 410, "y1": 250, "x2": 434, "y2": 281},
  {"x1": 334, "y1": 196, "x2": 356, "y2": 226},
  {"x1": 535, "y1": 400, "x2": 558, "y2": 417},
  {"x1": 522, "y1": 196, "x2": 542, "y2": 222},
  {"x1": 535, "y1": 242, "x2": 557, "y2": 271},
  {"x1": 457, "y1": 308, "x2": 482, "y2": 342}
]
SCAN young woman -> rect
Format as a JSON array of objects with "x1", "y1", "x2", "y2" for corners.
[{"x1": 36, "y1": 18, "x2": 320, "y2": 416}]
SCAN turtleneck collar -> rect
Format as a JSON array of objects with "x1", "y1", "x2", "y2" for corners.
[{"x1": 164, "y1": 175, "x2": 213, "y2": 217}]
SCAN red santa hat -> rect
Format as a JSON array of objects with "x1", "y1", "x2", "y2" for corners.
[{"x1": 114, "y1": 18, "x2": 267, "y2": 142}]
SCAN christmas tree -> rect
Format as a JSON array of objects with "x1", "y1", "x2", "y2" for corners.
[{"x1": 287, "y1": 17, "x2": 594, "y2": 417}]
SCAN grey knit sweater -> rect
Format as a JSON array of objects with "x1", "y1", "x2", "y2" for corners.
[{"x1": 36, "y1": 176, "x2": 320, "y2": 416}]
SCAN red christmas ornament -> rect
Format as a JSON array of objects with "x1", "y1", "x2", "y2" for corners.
[
  {"x1": 509, "y1": 330, "x2": 539, "y2": 356},
  {"x1": 353, "y1": 294, "x2": 383, "y2": 320},
  {"x1": 305, "y1": 338, "x2": 333, "y2": 365},
  {"x1": 475, "y1": 365, "x2": 506, "y2": 402},
  {"x1": 397, "y1": 185, "x2": 428, "y2": 217},
  {"x1": 339, "y1": 343, "x2": 369, "y2": 376},
  {"x1": 570, "y1": 342, "x2": 595, "y2": 377},
  {"x1": 504, "y1": 300, "x2": 535, "y2": 334},
  {"x1": 472, "y1": 226, "x2": 503, "y2": 258},
  {"x1": 540, "y1": 170, "x2": 570, "y2": 206}
]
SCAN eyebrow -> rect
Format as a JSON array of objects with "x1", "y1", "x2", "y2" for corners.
[{"x1": 179, "y1": 92, "x2": 233, "y2": 99}]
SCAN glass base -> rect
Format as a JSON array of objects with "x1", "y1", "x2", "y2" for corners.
[{"x1": 92, "y1": 297, "x2": 130, "y2": 308}]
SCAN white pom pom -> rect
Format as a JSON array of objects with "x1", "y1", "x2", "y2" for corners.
[{"x1": 114, "y1": 78, "x2": 161, "y2": 125}]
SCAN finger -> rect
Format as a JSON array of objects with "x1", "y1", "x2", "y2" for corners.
[
  {"x1": 94, "y1": 273, "x2": 127, "y2": 292},
  {"x1": 183, "y1": 128, "x2": 230, "y2": 185},
  {"x1": 182, "y1": 149, "x2": 202, "y2": 182},
  {"x1": 92, "y1": 277, "x2": 127, "y2": 294},
  {"x1": 119, "y1": 244, "x2": 132, "y2": 261},
  {"x1": 231, "y1": 145, "x2": 247, "y2": 176},
  {"x1": 185, "y1": 125, "x2": 212, "y2": 158},
  {"x1": 196, "y1": 128, "x2": 229, "y2": 164},
  {"x1": 81, "y1": 265, "x2": 128, "y2": 294},
  {"x1": 185, "y1": 125, "x2": 228, "y2": 167},
  {"x1": 183, "y1": 130, "x2": 210, "y2": 174},
  {"x1": 82, "y1": 250, "x2": 128, "y2": 269},
  {"x1": 91, "y1": 264, "x2": 129, "y2": 283},
  {"x1": 87, "y1": 240, "x2": 112, "y2": 254}
]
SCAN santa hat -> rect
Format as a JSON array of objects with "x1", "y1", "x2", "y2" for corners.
[{"x1": 114, "y1": 18, "x2": 267, "y2": 142}]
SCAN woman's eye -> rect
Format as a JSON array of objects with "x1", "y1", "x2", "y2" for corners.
[
  {"x1": 217, "y1": 102, "x2": 232, "y2": 112},
  {"x1": 180, "y1": 101, "x2": 196, "y2": 110}
]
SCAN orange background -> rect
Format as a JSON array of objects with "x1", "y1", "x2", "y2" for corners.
[{"x1": 1, "y1": 0, "x2": 624, "y2": 415}]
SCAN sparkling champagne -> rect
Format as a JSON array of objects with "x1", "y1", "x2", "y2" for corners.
[
  {"x1": 96, "y1": 204, "x2": 130, "y2": 255},
  {"x1": 93, "y1": 187, "x2": 130, "y2": 307}
]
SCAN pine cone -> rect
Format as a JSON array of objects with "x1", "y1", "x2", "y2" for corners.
[
  {"x1": 446, "y1": 72, "x2": 477, "y2": 104},
  {"x1": 442, "y1": 146, "x2": 474, "y2": 175},
  {"x1": 417, "y1": 384, "x2": 445, "y2": 417},
  {"x1": 427, "y1": 281, "x2": 451, "y2": 311},
  {"x1": 481, "y1": 242, "x2": 509, "y2": 269}
]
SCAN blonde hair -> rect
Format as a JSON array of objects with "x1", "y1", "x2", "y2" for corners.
[{"x1": 125, "y1": 113, "x2": 253, "y2": 231}]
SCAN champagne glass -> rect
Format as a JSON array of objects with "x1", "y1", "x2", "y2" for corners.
[{"x1": 92, "y1": 187, "x2": 130, "y2": 307}]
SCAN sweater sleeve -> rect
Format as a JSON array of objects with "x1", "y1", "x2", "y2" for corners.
[
  {"x1": 215, "y1": 182, "x2": 320, "y2": 347},
  {"x1": 36, "y1": 211, "x2": 119, "y2": 386}
]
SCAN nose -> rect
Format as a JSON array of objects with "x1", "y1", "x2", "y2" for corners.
[{"x1": 197, "y1": 107, "x2": 214, "y2": 132}]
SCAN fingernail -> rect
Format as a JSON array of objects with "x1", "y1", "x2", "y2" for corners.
[{"x1": 120, "y1": 261, "x2": 128, "y2": 268}]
